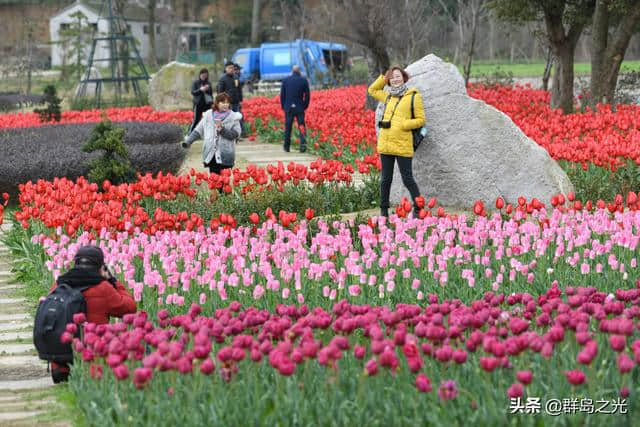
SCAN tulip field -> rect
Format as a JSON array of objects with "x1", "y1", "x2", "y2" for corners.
[{"x1": 2, "y1": 83, "x2": 640, "y2": 426}]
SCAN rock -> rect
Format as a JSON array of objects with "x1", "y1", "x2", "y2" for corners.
[
  {"x1": 376, "y1": 54, "x2": 574, "y2": 209},
  {"x1": 149, "y1": 61, "x2": 200, "y2": 111}
]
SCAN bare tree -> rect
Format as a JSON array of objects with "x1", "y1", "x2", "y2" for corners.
[
  {"x1": 386, "y1": 0, "x2": 437, "y2": 64},
  {"x1": 148, "y1": 0, "x2": 158, "y2": 67},
  {"x1": 437, "y1": 0, "x2": 489, "y2": 86},
  {"x1": 461, "y1": 0, "x2": 489, "y2": 86},
  {"x1": 251, "y1": 0, "x2": 261, "y2": 45}
]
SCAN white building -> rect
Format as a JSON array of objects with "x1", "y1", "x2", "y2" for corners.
[{"x1": 49, "y1": 0, "x2": 171, "y2": 67}]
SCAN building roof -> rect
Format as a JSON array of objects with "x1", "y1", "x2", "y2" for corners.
[{"x1": 53, "y1": 0, "x2": 171, "y2": 23}]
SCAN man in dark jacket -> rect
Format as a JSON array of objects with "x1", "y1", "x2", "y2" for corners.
[
  {"x1": 280, "y1": 65, "x2": 310, "y2": 152},
  {"x1": 190, "y1": 68, "x2": 213, "y2": 133},
  {"x1": 217, "y1": 61, "x2": 245, "y2": 136},
  {"x1": 47, "y1": 246, "x2": 136, "y2": 383}
]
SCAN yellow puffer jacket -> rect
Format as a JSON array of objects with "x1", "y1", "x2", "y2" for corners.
[{"x1": 367, "y1": 75, "x2": 426, "y2": 158}]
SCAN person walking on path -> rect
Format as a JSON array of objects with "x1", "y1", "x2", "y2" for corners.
[
  {"x1": 280, "y1": 65, "x2": 310, "y2": 153},
  {"x1": 217, "y1": 61, "x2": 245, "y2": 137},
  {"x1": 45, "y1": 246, "x2": 136, "y2": 383},
  {"x1": 190, "y1": 68, "x2": 213, "y2": 133},
  {"x1": 183, "y1": 92, "x2": 242, "y2": 177},
  {"x1": 367, "y1": 65, "x2": 425, "y2": 218}
]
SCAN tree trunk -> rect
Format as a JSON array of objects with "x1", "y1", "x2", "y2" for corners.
[
  {"x1": 26, "y1": 20, "x2": 33, "y2": 95},
  {"x1": 543, "y1": 4, "x2": 585, "y2": 114},
  {"x1": 463, "y1": 3, "x2": 480, "y2": 87},
  {"x1": 590, "y1": 0, "x2": 609, "y2": 107},
  {"x1": 552, "y1": 45, "x2": 576, "y2": 113},
  {"x1": 251, "y1": 0, "x2": 261, "y2": 45},
  {"x1": 488, "y1": 16, "x2": 495, "y2": 60},
  {"x1": 542, "y1": 49, "x2": 553, "y2": 91},
  {"x1": 591, "y1": 2, "x2": 640, "y2": 105},
  {"x1": 148, "y1": 0, "x2": 158, "y2": 67}
]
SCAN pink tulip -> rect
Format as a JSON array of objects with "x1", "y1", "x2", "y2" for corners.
[
  {"x1": 415, "y1": 373, "x2": 432, "y2": 393},
  {"x1": 438, "y1": 380, "x2": 458, "y2": 400},
  {"x1": 507, "y1": 383, "x2": 523, "y2": 398}
]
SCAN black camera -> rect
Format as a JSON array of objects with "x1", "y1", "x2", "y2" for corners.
[{"x1": 377, "y1": 120, "x2": 391, "y2": 129}]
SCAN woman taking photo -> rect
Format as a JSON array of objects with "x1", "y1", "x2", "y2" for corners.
[
  {"x1": 183, "y1": 92, "x2": 242, "y2": 176},
  {"x1": 368, "y1": 66, "x2": 425, "y2": 218}
]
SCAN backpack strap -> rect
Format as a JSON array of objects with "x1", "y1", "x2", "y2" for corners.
[
  {"x1": 57, "y1": 281, "x2": 96, "y2": 294},
  {"x1": 411, "y1": 92, "x2": 416, "y2": 119}
]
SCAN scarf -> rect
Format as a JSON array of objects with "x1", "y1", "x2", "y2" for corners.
[
  {"x1": 388, "y1": 83, "x2": 408, "y2": 98},
  {"x1": 57, "y1": 267, "x2": 105, "y2": 289},
  {"x1": 212, "y1": 110, "x2": 231, "y2": 121}
]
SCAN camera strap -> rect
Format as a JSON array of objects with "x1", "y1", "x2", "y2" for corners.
[{"x1": 381, "y1": 93, "x2": 405, "y2": 123}]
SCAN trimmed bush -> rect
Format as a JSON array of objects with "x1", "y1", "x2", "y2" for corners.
[
  {"x1": 33, "y1": 86, "x2": 62, "y2": 123},
  {"x1": 0, "y1": 92, "x2": 46, "y2": 112},
  {"x1": 83, "y1": 119, "x2": 136, "y2": 185},
  {"x1": 0, "y1": 121, "x2": 185, "y2": 197}
]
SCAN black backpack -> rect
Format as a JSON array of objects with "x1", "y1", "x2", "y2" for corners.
[{"x1": 33, "y1": 283, "x2": 91, "y2": 363}]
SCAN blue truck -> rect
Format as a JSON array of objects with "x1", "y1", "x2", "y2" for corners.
[{"x1": 231, "y1": 39, "x2": 348, "y2": 86}]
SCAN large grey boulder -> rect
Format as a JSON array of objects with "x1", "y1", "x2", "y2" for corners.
[
  {"x1": 149, "y1": 61, "x2": 200, "y2": 111},
  {"x1": 377, "y1": 54, "x2": 573, "y2": 209}
]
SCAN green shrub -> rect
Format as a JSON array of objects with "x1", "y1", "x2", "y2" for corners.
[
  {"x1": 82, "y1": 119, "x2": 136, "y2": 185},
  {"x1": 33, "y1": 85, "x2": 62, "y2": 123},
  {"x1": 559, "y1": 159, "x2": 640, "y2": 202},
  {"x1": 141, "y1": 173, "x2": 380, "y2": 227}
]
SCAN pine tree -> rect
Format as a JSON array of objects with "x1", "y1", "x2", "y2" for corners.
[
  {"x1": 82, "y1": 118, "x2": 136, "y2": 186},
  {"x1": 34, "y1": 85, "x2": 62, "y2": 122}
]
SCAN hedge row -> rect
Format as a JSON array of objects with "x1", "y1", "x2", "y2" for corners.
[
  {"x1": 0, "y1": 92, "x2": 45, "y2": 112},
  {"x1": 0, "y1": 121, "x2": 186, "y2": 197}
]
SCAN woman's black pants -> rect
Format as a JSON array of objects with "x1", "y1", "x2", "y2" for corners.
[{"x1": 379, "y1": 153, "x2": 421, "y2": 211}]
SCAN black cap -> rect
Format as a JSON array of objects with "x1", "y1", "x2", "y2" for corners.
[
  {"x1": 234, "y1": 63, "x2": 242, "y2": 69},
  {"x1": 74, "y1": 245, "x2": 104, "y2": 267},
  {"x1": 225, "y1": 60, "x2": 235, "y2": 67}
]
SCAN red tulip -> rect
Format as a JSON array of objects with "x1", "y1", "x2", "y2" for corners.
[
  {"x1": 305, "y1": 208, "x2": 314, "y2": 220},
  {"x1": 564, "y1": 370, "x2": 585, "y2": 386},
  {"x1": 495, "y1": 196, "x2": 504, "y2": 210},
  {"x1": 473, "y1": 201, "x2": 484, "y2": 216}
]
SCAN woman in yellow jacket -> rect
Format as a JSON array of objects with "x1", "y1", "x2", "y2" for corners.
[{"x1": 368, "y1": 65, "x2": 425, "y2": 217}]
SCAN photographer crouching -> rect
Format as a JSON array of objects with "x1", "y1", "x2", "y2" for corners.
[{"x1": 42, "y1": 246, "x2": 136, "y2": 383}]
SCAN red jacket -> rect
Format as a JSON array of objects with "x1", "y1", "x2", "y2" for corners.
[{"x1": 50, "y1": 280, "x2": 136, "y2": 325}]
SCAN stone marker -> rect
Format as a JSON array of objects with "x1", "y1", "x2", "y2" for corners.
[
  {"x1": 375, "y1": 54, "x2": 574, "y2": 209},
  {"x1": 149, "y1": 61, "x2": 201, "y2": 111}
]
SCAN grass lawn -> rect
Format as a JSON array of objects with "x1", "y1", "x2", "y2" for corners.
[{"x1": 460, "y1": 60, "x2": 640, "y2": 78}]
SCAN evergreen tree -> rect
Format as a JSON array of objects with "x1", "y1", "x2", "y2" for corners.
[
  {"x1": 82, "y1": 118, "x2": 136, "y2": 186},
  {"x1": 34, "y1": 85, "x2": 62, "y2": 123}
]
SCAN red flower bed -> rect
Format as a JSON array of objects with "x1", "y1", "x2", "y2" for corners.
[
  {"x1": 242, "y1": 86, "x2": 377, "y2": 153},
  {"x1": 0, "y1": 106, "x2": 191, "y2": 129},
  {"x1": 14, "y1": 157, "x2": 364, "y2": 236},
  {"x1": 468, "y1": 84, "x2": 640, "y2": 169},
  {"x1": 4, "y1": 84, "x2": 640, "y2": 171}
]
